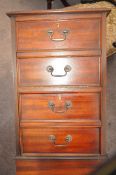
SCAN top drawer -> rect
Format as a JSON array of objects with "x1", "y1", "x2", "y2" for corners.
[{"x1": 16, "y1": 19, "x2": 101, "y2": 51}]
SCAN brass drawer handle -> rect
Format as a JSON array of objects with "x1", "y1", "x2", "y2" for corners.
[
  {"x1": 48, "y1": 101, "x2": 72, "y2": 113},
  {"x1": 48, "y1": 29, "x2": 69, "y2": 42},
  {"x1": 47, "y1": 65, "x2": 72, "y2": 77},
  {"x1": 49, "y1": 135, "x2": 72, "y2": 147},
  {"x1": 113, "y1": 41, "x2": 116, "y2": 48}
]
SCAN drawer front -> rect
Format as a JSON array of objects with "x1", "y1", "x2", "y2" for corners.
[
  {"x1": 16, "y1": 159, "x2": 101, "y2": 175},
  {"x1": 20, "y1": 93, "x2": 100, "y2": 121},
  {"x1": 16, "y1": 19, "x2": 101, "y2": 51},
  {"x1": 17, "y1": 57, "x2": 100, "y2": 86},
  {"x1": 20, "y1": 126, "x2": 100, "y2": 155}
]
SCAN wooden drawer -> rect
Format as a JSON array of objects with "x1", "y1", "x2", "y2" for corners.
[
  {"x1": 17, "y1": 57, "x2": 100, "y2": 87},
  {"x1": 16, "y1": 159, "x2": 102, "y2": 175},
  {"x1": 16, "y1": 18, "x2": 101, "y2": 51},
  {"x1": 19, "y1": 93, "x2": 100, "y2": 121},
  {"x1": 20, "y1": 125, "x2": 100, "y2": 156}
]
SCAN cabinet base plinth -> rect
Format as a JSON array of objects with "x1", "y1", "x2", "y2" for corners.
[{"x1": 16, "y1": 158, "x2": 104, "y2": 175}]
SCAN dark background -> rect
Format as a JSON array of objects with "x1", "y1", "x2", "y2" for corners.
[{"x1": 0, "y1": 0, "x2": 115, "y2": 174}]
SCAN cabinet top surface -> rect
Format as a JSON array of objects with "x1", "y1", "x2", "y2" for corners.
[{"x1": 7, "y1": 8, "x2": 110, "y2": 17}]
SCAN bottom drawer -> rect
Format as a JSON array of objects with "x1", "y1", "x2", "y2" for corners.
[{"x1": 16, "y1": 159, "x2": 102, "y2": 175}]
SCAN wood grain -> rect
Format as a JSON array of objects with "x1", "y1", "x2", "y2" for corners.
[
  {"x1": 17, "y1": 57, "x2": 100, "y2": 87},
  {"x1": 19, "y1": 92, "x2": 100, "y2": 121},
  {"x1": 16, "y1": 159, "x2": 102, "y2": 175},
  {"x1": 8, "y1": 9, "x2": 109, "y2": 175},
  {"x1": 7, "y1": 8, "x2": 110, "y2": 17},
  {"x1": 20, "y1": 125, "x2": 100, "y2": 155},
  {"x1": 16, "y1": 19, "x2": 100, "y2": 51}
]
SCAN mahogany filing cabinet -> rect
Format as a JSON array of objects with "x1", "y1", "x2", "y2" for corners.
[{"x1": 7, "y1": 8, "x2": 110, "y2": 175}]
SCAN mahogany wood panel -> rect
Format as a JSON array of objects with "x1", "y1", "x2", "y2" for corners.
[
  {"x1": 17, "y1": 57, "x2": 100, "y2": 87},
  {"x1": 16, "y1": 159, "x2": 101, "y2": 175},
  {"x1": 19, "y1": 93, "x2": 100, "y2": 121},
  {"x1": 16, "y1": 50, "x2": 101, "y2": 58},
  {"x1": 18, "y1": 87, "x2": 102, "y2": 93},
  {"x1": 7, "y1": 8, "x2": 110, "y2": 17},
  {"x1": 20, "y1": 126, "x2": 100, "y2": 155},
  {"x1": 16, "y1": 19, "x2": 101, "y2": 51},
  {"x1": 20, "y1": 121, "x2": 101, "y2": 128}
]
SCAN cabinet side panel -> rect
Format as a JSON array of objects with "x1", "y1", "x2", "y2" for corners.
[
  {"x1": 100, "y1": 12, "x2": 107, "y2": 155},
  {"x1": 11, "y1": 17, "x2": 20, "y2": 155}
]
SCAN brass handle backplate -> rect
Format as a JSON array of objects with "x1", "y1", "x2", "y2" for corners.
[
  {"x1": 47, "y1": 65, "x2": 72, "y2": 77},
  {"x1": 48, "y1": 101, "x2": 72, "y2": 113},
  {"x1": 48, "y1": 29, "x2": 69, "y2": 42},
  {"x1": 48, "y1": 135, "x2": 72, "y2": 147}
]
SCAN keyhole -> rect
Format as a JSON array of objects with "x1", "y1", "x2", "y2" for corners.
[
  {"x1": 58, "y1": 94, "x2": 62, "y2": 101},
  {"x1": 57, "y1": 23, "x2": 60, "y2": 28}
]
